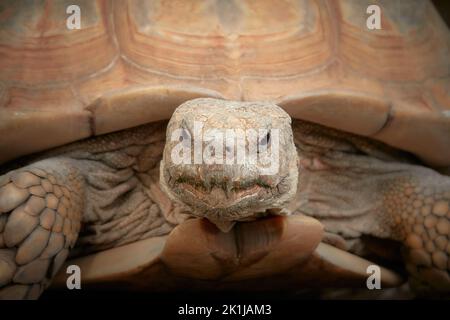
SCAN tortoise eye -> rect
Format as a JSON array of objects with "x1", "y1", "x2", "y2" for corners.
[
  {"x1": 179, "y1": 128, "x2": 191, "y2": 146},
  {"x1": 259, "y1": 131, "x2": 271, "y2": 147}
]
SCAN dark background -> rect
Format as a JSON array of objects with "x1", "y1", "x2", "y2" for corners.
[{"x1": 433, "y1": 0, "x2": 450, "y2": 26}]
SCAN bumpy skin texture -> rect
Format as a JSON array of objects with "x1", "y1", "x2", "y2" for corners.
[
  {"x1": 0, "y1": 160, "x2": 83, "y2": 299},
  {"x1": 0, "y1": 99, "x2": 449, "y2": 298}
]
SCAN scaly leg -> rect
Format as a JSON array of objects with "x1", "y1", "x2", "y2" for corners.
[
  {"x1": 0, "y1": 158, "x2": 84, "y2": 299},
  {"x1": 382, "y1": 172, "x2": 450, "y2": 292},
  {"x1": 292, "y1": 120, "x2": 450, "y2": 292},
  {"x1": 293, "y1": 150, "x2": 450, "y2": 292}
]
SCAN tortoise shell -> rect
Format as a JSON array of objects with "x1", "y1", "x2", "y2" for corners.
[{"x1": 0, "y1": 0, "x2": 449, "y2": 168}]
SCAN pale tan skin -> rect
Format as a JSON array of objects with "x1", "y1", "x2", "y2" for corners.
[{"x1": 0, "y1": 98, "x2": 449, "y2": 299}]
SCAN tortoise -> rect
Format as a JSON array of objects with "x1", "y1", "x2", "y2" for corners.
[{"x1": 0, "y1": 0, "x2": 449, "y2": 300}]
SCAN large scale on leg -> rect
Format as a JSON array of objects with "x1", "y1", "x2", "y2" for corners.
[{"x1": 0, "y1": 160, "x2": 84, "y2": 298}]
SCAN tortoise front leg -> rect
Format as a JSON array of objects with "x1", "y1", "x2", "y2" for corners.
[
  {"x1": 294, "y1": 150, "x2": 449, "y2": 293},
  {"x1": 0, "y1": 158, "x2": 84, "y2": 299},
  {"x1": 382, "y1": 171, "x2": 450, "y2": 292},
  {"x1": 292, "y1": 120, "x2": 450, "y2": 292}
]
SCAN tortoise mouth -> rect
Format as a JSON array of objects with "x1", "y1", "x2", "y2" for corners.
[
  {"x1": 173, "y1": 179, "x2": 272, "y2": 208},
  {"x1": 162, "y1": 168, "x2": 289, "y2": 219},
  {"x1": 180, "y1": 183, "x2": 263, "y2": 203}
]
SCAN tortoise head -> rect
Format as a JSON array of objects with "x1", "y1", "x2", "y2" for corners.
[{"x1": 160, "y1": 98, "x2": 298, "y2": 231}]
